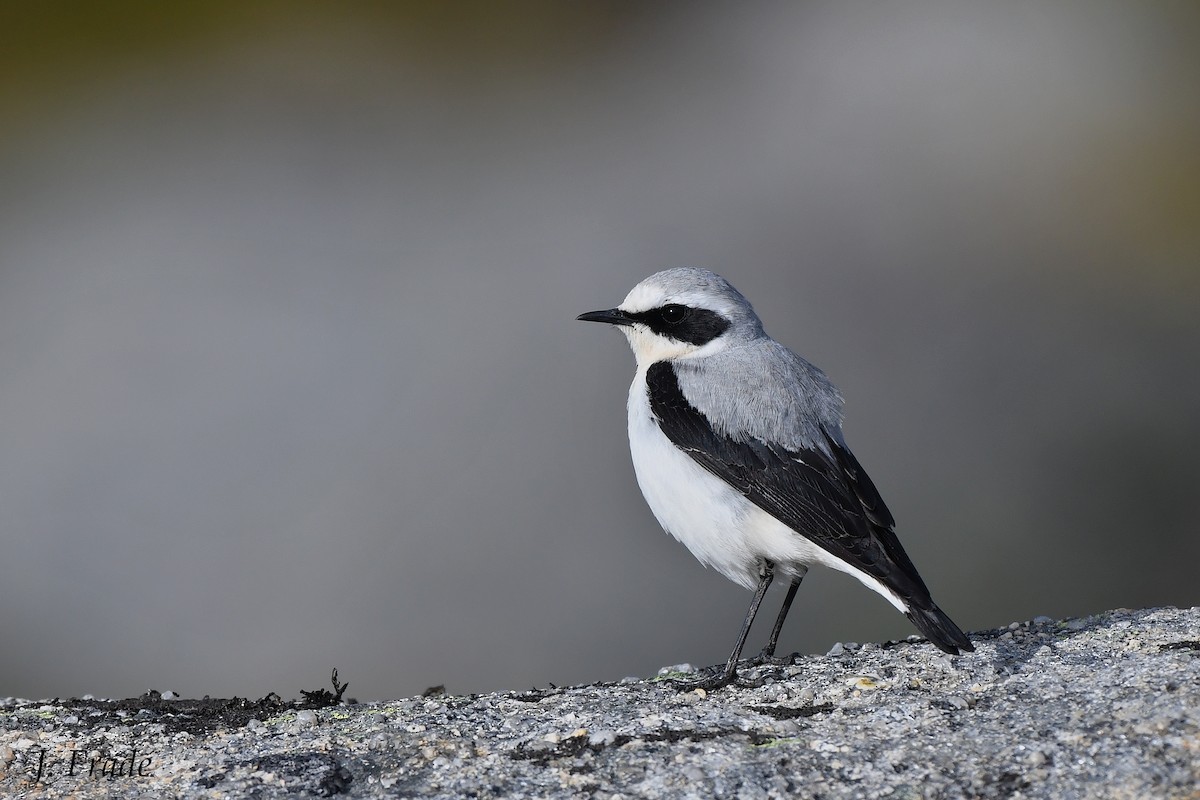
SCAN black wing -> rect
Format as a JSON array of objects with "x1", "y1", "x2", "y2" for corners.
[{"x1": 647, "y1": 361, "x2": 973, "y2": 653}]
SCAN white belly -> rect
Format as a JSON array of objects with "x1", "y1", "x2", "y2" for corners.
[{"x1": 626, "y1": 368, "x2": 905, "y2": 610}]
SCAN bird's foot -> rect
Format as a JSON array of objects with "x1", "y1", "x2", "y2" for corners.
[
  {"x1": 742, "y1": 648, "x2": 795, "y2": 668},
  {"x1": 667, "y1": 665, "x2": 739, "y2": 693},
  {"x1": 668, "y1": 663, "x2": 779, "y2": 693}
]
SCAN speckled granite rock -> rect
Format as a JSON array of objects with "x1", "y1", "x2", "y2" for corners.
[{"x1": 3, "y1": 607, "x2": 1198, "y2": 799}]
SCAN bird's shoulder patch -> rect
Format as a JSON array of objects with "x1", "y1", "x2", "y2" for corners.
[{"x1": 645, "y1": 360, "x2": 770, "y2": 470}]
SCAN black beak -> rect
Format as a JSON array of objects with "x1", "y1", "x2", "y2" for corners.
[{"x1": 576, "y1": 308, "x2": 634, "y2": 327}]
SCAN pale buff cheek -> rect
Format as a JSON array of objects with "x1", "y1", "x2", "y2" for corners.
[{"x1": 620, "y1": 327, "x2": 695, "y2": 366}]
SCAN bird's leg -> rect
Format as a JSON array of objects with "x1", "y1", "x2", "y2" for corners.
[
  {"x1": 749, "y1": 567, "x2": 806, "y2": 666},
  {"x1": 673, "y1": 560, "x2": 774, "y2": 692}
]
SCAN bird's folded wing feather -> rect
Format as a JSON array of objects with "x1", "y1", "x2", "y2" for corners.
[{"x1": 646, "y1": 360, "x2": 933, "y2": 605}]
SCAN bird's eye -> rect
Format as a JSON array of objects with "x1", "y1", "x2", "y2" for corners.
[{"x1": 660, "y1": 304, "x2": 689, "y2": 324}]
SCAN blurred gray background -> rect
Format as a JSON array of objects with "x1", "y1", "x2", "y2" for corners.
[{"x1": 2, "y1": 1, "x2": 1197, "y2": 701}]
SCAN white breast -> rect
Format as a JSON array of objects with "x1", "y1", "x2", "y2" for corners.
[{"x1": 625, "y1": 365, "x2": 906, "y2": 610}]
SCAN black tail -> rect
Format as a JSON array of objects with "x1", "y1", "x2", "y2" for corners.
[{"x1": 905, "y1": 604, "x2": 974, "y2": 654}]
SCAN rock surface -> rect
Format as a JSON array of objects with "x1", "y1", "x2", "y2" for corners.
[{"x1": 2, "y1": 607, "x2": 1198, "y2": 799}]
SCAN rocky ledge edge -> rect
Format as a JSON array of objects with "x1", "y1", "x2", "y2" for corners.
[{"x1": 2, "y1": 606, "x2": 1198, "y2": 799}]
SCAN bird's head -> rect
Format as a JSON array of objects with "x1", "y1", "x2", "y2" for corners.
[{"x1": 577, "y1": 268, "x2": 764, "y2": 366}]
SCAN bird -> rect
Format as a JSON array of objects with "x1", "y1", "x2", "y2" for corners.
[{"x1": 578, "y1": 267, "x2": 973, "y2": 690}]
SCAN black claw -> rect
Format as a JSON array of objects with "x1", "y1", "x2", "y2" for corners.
[
  {"x1": 733, "y1": 672, "x2": 767, "y2": 689},
  {"x1": 745, "y1": 649, "x2": 795, "y2": 668},
  {"x1": 668, "y1": 666, "x2": 739, "y2": 693},
  {"x1": 670, "y1": 674, "x2": 736, "y2": 693}
]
